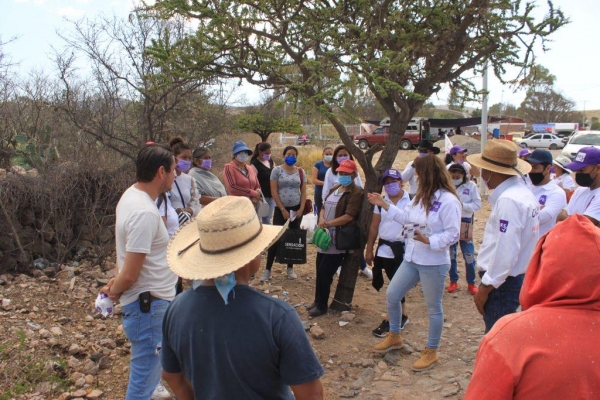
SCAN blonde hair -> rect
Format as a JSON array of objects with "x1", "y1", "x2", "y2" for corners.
[{"x1": 413, "y1": 156, "x2": 459, "y2": 214}]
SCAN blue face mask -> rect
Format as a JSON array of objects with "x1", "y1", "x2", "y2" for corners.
[
  {"x1": 338, "y1": 175, "x2": 352, "y2": 187},
  {"x1": 284, "y1": 156, "x2": 297, "y2": 166},
  {"x1": 193, "y1": 272, "x2": 237, "y2": 305}
]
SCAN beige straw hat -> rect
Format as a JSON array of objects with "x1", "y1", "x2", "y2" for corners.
[
  {"x1": 466, "y1": 140, "x2": 532, "y2": 176},
  {"x1": 167, "y1": 196, "x2": 288, "y2": 280}
]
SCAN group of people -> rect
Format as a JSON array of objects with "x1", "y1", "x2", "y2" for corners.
[{"x1": 101, "y1": 134, "x2": 600, "y2": 399}]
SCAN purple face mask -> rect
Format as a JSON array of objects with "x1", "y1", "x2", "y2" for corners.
[
  {"x1": 176, "y1": 159, "x2": 192, "y2": 173},
  {"x1": 418, "y1": 153, "x2": 429, "y2": 158},
  {"x1": 337, "y1": 155, "x2": 350, "y2": 163},
  {"x1": 201, "y1": 159, "x2": 212, "y2": 170},
  {"x1": 384, "y1": 182, "x2": 401, "y2": 196},
  {"x1": 261, "y1": 153, "x2": 271, "y2": 161}
]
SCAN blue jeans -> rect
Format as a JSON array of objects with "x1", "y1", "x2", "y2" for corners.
[
  {"x1": 386, "y1": 260, "x2": 449, "y2": 349},
  {"x1": 122, "y1": 299, "x2": 169, "y2": 400},
  {"x1": 449, "y1": 219, "x2": 476, "y2": 284},
  {"x1": 480, "y1": 273, "x2": 524, "y2": 333},
  {"x1": 260, "y1": 197, "x2": 276, "y2": 224}
]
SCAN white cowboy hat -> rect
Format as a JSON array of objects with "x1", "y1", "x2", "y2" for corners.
[
  {"x1": 167, "y1": 196, "x2": 288, "y2": 280},
  {"x1": 466, "y1": 140, "x2": 531, "y2": 176}
]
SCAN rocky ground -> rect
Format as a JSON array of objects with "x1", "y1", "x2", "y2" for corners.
[{"x1": 0, "y1": 142, "x2": 492, "y2": 399}]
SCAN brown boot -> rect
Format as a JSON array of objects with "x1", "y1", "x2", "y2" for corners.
[
  {"x1": 412, "y1": 348, "x2": 439, "y2": 371},
  {"x1": 373, "y1": 332, "x2": 403, "y2": 353}
]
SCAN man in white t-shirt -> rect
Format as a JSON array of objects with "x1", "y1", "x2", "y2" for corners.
[
  {"x1": 526, "y1": 150, "x2": 566, "y2": 237},
  {"x1": 558, "y1": 147, "x2": 600, "y2": 223},
  {"x1": 102, "y1": 143, "x2": 178, "y2": 400}
]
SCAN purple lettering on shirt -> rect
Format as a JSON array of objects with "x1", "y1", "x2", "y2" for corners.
[
  {"x1": 462, "y1": 189, "x2": 469, "y2": 195},
  {"x1": 499, "y1": 219, "x2": 509, "y2": 233},
  {"x1": 430, "y1": 201, "x2": 441, "y2": 212},
  {"x1": 539, "y1": 195, "x2": 547, "y2": 205}
]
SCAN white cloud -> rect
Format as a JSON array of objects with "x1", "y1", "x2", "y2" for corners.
[
  {"x1": 13, "y1": 0, "x2": 28, "y2": 3},
  {"x1": 57, "y1": 6, "x2": 85, "y2": 18},
  {"x1": 75, "y1": 0, "x2": 91, "y2": 3},
  {"x1": 33, "y1": 0, "x2": 46, "y2": 4}
]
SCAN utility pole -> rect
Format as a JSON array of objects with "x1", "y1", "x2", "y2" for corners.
[
  {"x1": 583, "y1": 100, "x2": 588, "y2": 130},
  {"x1": 480, "y1": 62, "x2": 489, "y2": 196}
]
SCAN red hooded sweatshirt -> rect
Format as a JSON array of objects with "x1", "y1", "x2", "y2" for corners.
[{"x1": 465, "y1": 214, "x2": 600, "y2": 399}]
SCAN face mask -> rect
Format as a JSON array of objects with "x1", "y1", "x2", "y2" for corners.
[
  {"x1": 452, "y1": 178, "x2": 463, "y2": 186},
  {"x1": 576, "y1": 172, "x2": 596, "y2": 187},
  {"x1": 418, "y1": 152, "x2": 429, "y2": 158},
  {"x1": 201, "y1": 159, "x2": 212, "y2": 170},
  {"x1": 176, "y1": 159, "x2": 192, "y2": 173},
  {"x1": 284, "y1": 156, "x2": 297, "y2": 166},
  {"x1": 384, "y1": 182, "x2": 400, "y2": 196},
  {"x1": 324, "y1": 155, "x2": 333, "y2": 162},
  {"x1": 193, "y1": 272, "x2": 237, "y2": 305},
  {"x1": 337, "y1": 155, "x2": 350, "y2": 163},
  {"x1": 261, "y1": 153, "x2": 271, "y2": 161},
  {"x1": 236, "y1": 153, "x2": 249, "y2": 163},
  {"x1": 482, "y1": 170, "x2": 493, "y2": 190},
  {"x1": 338, "y1": 175, "x2": 352, "y2": 187},
  {"x1": 529, "y1": 172, "x2": 545, "y2": 186}
]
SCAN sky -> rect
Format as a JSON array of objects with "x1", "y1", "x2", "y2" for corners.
[{"x1": 2, "y1": 0, "x2": 599, "y2": 112}]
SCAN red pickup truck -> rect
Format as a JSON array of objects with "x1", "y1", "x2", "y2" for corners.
[{"x1": 353, "y1": 124, "x2": 423, "y2": 150}]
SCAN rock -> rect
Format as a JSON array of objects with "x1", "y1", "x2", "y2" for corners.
[
  {"x1": 86, "y1": 389, "x2": 103, "y2": 399},
  {"x1": 99, "y1": 339, "x2": 116, "y2": 349},
  {"x1": 443, "y1": 322, "x2": 453, "y2": 329},
  {"x1": 350, "y1": 367, "x2": 375, "y2": 390},
  {"x1": 84, "y1": 359, "x2": 99, "y2": 375},
  {"x1": 85, "y1": 315, "x2": 95, "y2": 322},
  {"x1": 75, "y1": 377, "x2": 86, "y2": 387},
  {"x1": 401, "y1": 344, "x2": 415, "y2": 355},
  {"x1": 338, "y1": 388, "x2": 359, "y2": 398},
  {"x1": 338, "y1": 321, "x2": 349, "y2": 327},
  {"x1": 383, "y1": 349, "x2": 402, "y2": 365},
  {"x1": 71, "y1": 389, "x2": 87, "y2": 397},
  {"x1": 85, "y1": 375, "x2": 95, "y2": 384},
  {"x1": 377, "y1": 360, "x2": 388, "y2": 371},
  {"x1": 98, "y1": 356, "x2": 111, "y2": 370},
  {"x1": 50, "y1": 326, "x2": 63, "y2": 336},
  {"x1": 379, "y1": 371, "x2": 400, "y2": 382},
  {"x1": 360, "y1": 358, "x2": 374, "y2": 368},
  {"x1": 1, "y1": 298, "x2": 11, "y2": 310},
  {"x1": 39, "y1": 329, "x2": 52, "y2": 339},
  {"x1": 459, "y1": 379, "x2": 471, "y2": 390},
  {"x1": 27, "y1": 168, "x2": 39, "y2": 177},
  {"x1": 441, "y1": 385, "x2": 459, "y2": 397},
  {"x1": 95, "y1": 278, "x2": 108, "y2": 286},
  {"x1": 68, "y1": 344, "x2": 81, "y2": 355},
  {"x1": 310, "y1": 325, "x2": 325, "y2": 340},
  {"x1": 68, "y1": 356, "x2": 82, "y2": 369},
  {"x1": 340, "y1": 313, "x2": 356, "y2": 322}
]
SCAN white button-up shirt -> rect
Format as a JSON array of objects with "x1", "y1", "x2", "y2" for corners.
[
  {"x1": 553, "y1": 174, "x2": 575, "y2": 191},
  {"x1": 386, "y1": 189, "x2": 461, "y2": 266},
  {"x1": 401, "y1": 161, "x2": 418, "y2": 196},
  {"x1": 530, "y1": 181, "x2": 567, "y2": 237},
  {"x1": 373, "y1": 191, "x2": 411, "y2": 258},
  {"x1": 478, "y1": 177, "x2": 540, "y2": 288},
  {"x1": 455, "y1": 180, "x2": 482, "y2": 218},
  {"x1": 566, "y1": 186, "x2": 600, "y2": 221}
]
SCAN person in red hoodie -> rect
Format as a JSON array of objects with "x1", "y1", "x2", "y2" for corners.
[{"x1": 465, "y1": 214, "x2": 600, "y2": 399}]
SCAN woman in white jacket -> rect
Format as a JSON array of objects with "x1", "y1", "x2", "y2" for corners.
[
  {"x1": 446, "y1": 163, "x2": 482, "y2": 295},
  {"x1": 367, "y1": 155, "x2": 461, "y2": 372}
]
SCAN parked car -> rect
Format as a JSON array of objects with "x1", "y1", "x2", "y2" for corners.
[
  {"x1": 353, "y1": 123, "x2": 422, "y2": 150},
  {"x1": 507, "y1": 132, "x2": 525, "y2": 142},
  {"x1": 561, "y1": 131, "x2": 600, "y2": 159},
  {"x1": 516, "y1": 133, "x2": 564, "y2": 150},
  {"x1": 561, "y1": 130, "x2": 579, "y2": 144}
]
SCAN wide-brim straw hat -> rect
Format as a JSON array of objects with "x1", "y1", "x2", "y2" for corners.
[
  {"x1": 167, "y1": 196, "x2": 288, "y2": 280},
  {"x1": 466, "y1": 140, "x2": 531, "y2": 176}
]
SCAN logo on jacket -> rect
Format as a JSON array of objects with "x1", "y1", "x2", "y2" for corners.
[
  {"x1": 462, "y1": 189, "x2": 469, "y2": 195},
  {"x1": 539, "y1": 195, "x2": 547, "y2": 205},
  {"x1": 499, "y1": 219, "x2": 509, "y2": 233},
  {"x1": 430, "y1": 201, "x2": 441, "y2": 212}
]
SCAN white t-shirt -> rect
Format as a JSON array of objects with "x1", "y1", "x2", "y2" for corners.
[
  {"x1": 455, "y1": 180, "x2": 482, "y2": 218},
  {"x1": 157, "y1": 193, "x2": 179, "y2": 238},
  {"x1": 401, "y1": 161, "x2": 418, "y2": 196},
  {"x1": 530, "y1": 181, "x2": 567, "y2": 237},
  {"x1": 567, "y1": 186, "x2": 600, "y2": 221},
  {"x1": 321, "y1": 168, "x2": 363, "y2": 202},
  {"x1": 116, "y1": 186, "x2": 178, "y2": 306},
  {"x1": 373, "y1": 191, "x2": 411, "y2": 258},
  {"x1": 553, "y1": 174, "x2": 576, "y2": 191},
  {"x1": 171, "y1": 173, "x2": 202, "y2": 216}
]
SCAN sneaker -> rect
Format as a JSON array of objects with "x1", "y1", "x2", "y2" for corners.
[
  {"x1": 259, "y1": 269, "x2": 271, "y2": 282},
  {"x1": 468, "y1": 283, "x2": 479, "y2": 295},
  {"x1": 447, "y1": 281, "x2": 458, "y2": 293},
  {"x1": 412, "y1": 348, "x2": 439, "y2": 371},
  {"x1": 287, "y1": 268, "x2": 297, "y2": 279},
  {"x1": 400, "y1": 315, "x2": 409, "y2": 330},
  {"x1": 152, "y1": 383, "x2": 171, "y2": 399},
  {"x1": 372, "y1": 320, "x2": 390, "y2": 338},
  {"x1": 373, "y1": 332, "x2": 403, "y2": 353},
  {"x1": 308, "y1": 306, "x2": 327, "y2": 317},
  {"x1": 360, "y1": 267, "x2": 373, "y2": 280}
]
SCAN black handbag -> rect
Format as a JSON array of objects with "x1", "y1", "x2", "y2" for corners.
[
  {"x1": 276, "y1": 229, "x2": 307, "y2": 264},
  {"x1": 336, "y1": 225, "x2": 361, "y2": 251}
]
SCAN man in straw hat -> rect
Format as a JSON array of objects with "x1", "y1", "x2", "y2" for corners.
[
  {"x1": 465, "y1": 215, "x2": 600, "y2": 399},
  {"x1": 101, "y1": 143, "x2": 179, "y2": 400},
  {"x1": 466, "y1": 140, "x2": 540, "y2": 333},
  {"x1": 161, "y1": 196, "x2": 324, "y2": 399}
]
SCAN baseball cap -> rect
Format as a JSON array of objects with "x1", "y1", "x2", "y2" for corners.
[
  {"x1": 381, "y1": 169, "x2": 402, "y2": 182},
  {"x1": 564, "y1": 147, "x2": 600, "y2": 171},
  {"x1": 449, "y1": 145, "x2": 467, "y2": 156},
  {"x1": 527, "y1": 149, "x2": 553, "y2": 165},
  {"x1": 519, "y1": 148, "x2": 532, "y2": 158},
  {"x1": 336, "y1": 159, "x2": 357, "y2": 174}
]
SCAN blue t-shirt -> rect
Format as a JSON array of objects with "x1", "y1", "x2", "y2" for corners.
[
  {"x1": 161, "y1": 285, "x2": 324, "y2": 399},
  {"x1": 313, "y1": 160, "x2": 330, "y2": 200}
]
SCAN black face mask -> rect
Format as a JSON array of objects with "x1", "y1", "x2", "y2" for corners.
[
  {"x1": 529, "y1": 172, "x2": 545, "y2": 186},
  {"x1": 576, "y1": 172, "x2": 596, "y2": 187}
]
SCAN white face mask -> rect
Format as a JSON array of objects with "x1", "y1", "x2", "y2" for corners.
[
  {"x1": 483, "y1": 170, "x2": 493, "y2": 190},
  {"x1": 451, "y1": 178, "x2": 463, "y2": 186},
  {"x1": 236, "y1": 153, "x2": 249, "y2": 163},
  {"x1": 324, "y1": 155, "x2": 333, "y2": 162}
]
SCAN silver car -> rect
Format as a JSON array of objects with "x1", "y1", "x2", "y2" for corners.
[
  {"x1": 561, "y1": 131, "x2": 600, "y2": 159},
  {"x1": 516, "y1": 133, "x2": 564, "y2": 150}
]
